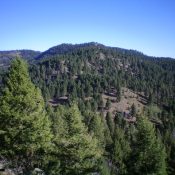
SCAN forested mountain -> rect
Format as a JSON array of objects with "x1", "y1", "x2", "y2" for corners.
[
  {"x1": 36, "y1": 42, "x2": 104, "y2": 60},
  {"x1": 0, "y1": 50, "x2": 40, "y2": 68},
  {"x1": 0, "y1": 43, "x2": 175, "y2": 175},
  {"x1": 29, "y1": 43, "x2": 175, "y2": 107}
]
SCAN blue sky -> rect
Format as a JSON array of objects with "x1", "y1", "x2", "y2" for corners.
[{"x1": 0, "y1": 0, "x2": 175, "y2": 58}]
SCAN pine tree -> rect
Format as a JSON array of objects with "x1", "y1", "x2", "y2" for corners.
[
  {"x1": 98, "y1": 94, "x2": 104, "y2": 109},
  {"x1": 130, "y1": 117, "x2": 167, "y2": 175},
  {"x1": 116, "y1": 84, "x2": 121, "y2": 102},
  {"x1": 100, "y1": 159, "x2": 111, "y2": 175},
  {"x1": 130, "y1": 103, "x2": 137, "y2": 117},
  {"x1": 88, "y1": 112, "x2": 105, "y2": 148},
  {"x1": 53, "y1": 103, "x2": 102, "y2": 174},
  {"x1": 148, "y1": 93, "x2": 154, "y2": 105},
  {"x1": 106, "y1": 112, "x2": 114, "y2": 136},
  {"x1": 91, "y1": 99, "x2": 98, "y2": 111},
  {"x1": 0, "y1": 58, "x2": 52, "y2": 173},
  {"x1": 112, "y1": 126, "x2": 131, "y2": 175},
  {"x1": 105, "y1": 98, "x2": 111, "y2": 110}
]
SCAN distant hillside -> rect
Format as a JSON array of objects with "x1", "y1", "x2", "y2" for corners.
[
  {"x1": 36, "y1": 42, "x2": 105, "y2": 59},
  {"x1": 36, "y1": 42, "x2": 147, "y2": 60},
  {"x1": 0, "y1": 50, "x2": 40, "y2": 68},
  {"x1": 35, "y1": 42, "x2": 174, "y2": 61},
  {"x1": 28, "y1": 42, "x2": 175, "y2": 110},
  {"x1": 0, "y1": 42, "x2": 174, "y2": 67}
]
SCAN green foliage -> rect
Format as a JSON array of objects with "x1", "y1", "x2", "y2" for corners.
[
  {"x1": 106, "y1": 98, "x2": 111, "y2": 109},
  {"x1": 100, "y1": 159, "x2": 111, "y2": 175},
  {"x1": 148, "y1": 93, "x2": 154, "y2": 105},
  {"x1": 106, "y1": 112, "x2": 114, "y2": 137},
  {"x1": 88, "y1": 112, "x2": 106, "y2": 148},
  {"x1": 130, "y1": 117, "x2": 167, "y2": 175},
  {"x1": 52, "y1": 103, "x2": 102, "y2": 175},
  {"x1": 0, "y1": 43, "x2": 175, "y2": 174},
  {"x1": 116, "y1": 84, "x2": 121, "y2": 102},
  {"x1": 112, "y1": 126, "x2": 131, "y2": 175},
  {"x1": 0, "y1": 58, "x2": 52, "y2": 172},
  {"x1": 130, "y1": 103, "x2": 137, "y2": 117},
  {"x1": 146, "y1": 104, "x2": 161, "y2": 115}
]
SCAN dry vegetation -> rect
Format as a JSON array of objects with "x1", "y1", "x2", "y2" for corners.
[
  {"x1": 102, "y1": 87, "x2": 147, "y2": 117},
  {"x1": 49, "y1": 87, "x2": 148, "y2": 119}
]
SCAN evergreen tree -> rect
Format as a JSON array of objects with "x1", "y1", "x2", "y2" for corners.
[
  {"x1": 130, "y1": 117, "x2": 167, "y2": 175},
  {"x1": 91, "y1": 99, "x2": 98, "y2": 111},
  {"x1": 85, "y1": 100, "x2": 92, "y2": 111},
  {"x1": 98, "y1": 94, "x2": 104, "y2": 109},
  {"x1": 44, "y1": 87, "x2": 50, "y2": 101},
  {"x1": 130, "y1": 103, "x2": 137, "y2": 117},
  {"x1": 148, "y1": 93, "x2": 154, "y2": 105},
  {"x1": 88, "y1": 112, "x2": 105, "y2": 148},
  {"x1": 112, "y1": 126, "x2": 131, "y2": 175},
  {"x1": 60, "y1": 81, "x2": 67, "y2": 96},
  {"x1": 0, "y1": 58, "x2": 52, "y2": 173},
  {"x1": 53, "y1": 103, "x2": 102, "y2": 175},
  {"x1": 100, "y1": 159, "x2": 111, "y2": 175},
  {"x1": 105, "y1": 98, "x2": 111, "y2": 110},
  {"x1": 106, "y1": 112, "x2": 114, "y2": 136},
  {"x1": 116, "y1": 85, "x2": 121, "y2": 102},
  {"x1": 55, "y1": 86, "x2": 60, "y2": 99}
]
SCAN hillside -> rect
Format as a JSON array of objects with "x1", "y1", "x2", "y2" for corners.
[
  {"x1": 0, "y1": 43, "x2": 175, "y2": 174},
  {"x1": 1, "y1": 42, "x2": 175, "y2": 116},
  {"x1": 29, "y1": 43, "x2": 174, "y2": 97},
  {"x1": 36, "y1": 42, "x2": 105, "y2": 59},
  {"x1": 0, "y1": 50, "x2": 40, "y2": 68},
  {"x1": 1, "y1": 42, "x2": 175, "y2": 115}
]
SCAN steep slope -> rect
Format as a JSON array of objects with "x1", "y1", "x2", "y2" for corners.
[{"x1": 30, "y1": 43, "x2": 175, "y2": 111}]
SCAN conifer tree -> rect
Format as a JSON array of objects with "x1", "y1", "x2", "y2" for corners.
[
  {"x1": 53, "y1": 103, "x2": 102, "y2": 174},
  {"x1": 130, "y1": 103, "x2": 137, "y2": 117},
  {"x1": 88, "y1": 112, "x2": 105, "y2": 148},
  {"x1": 130, "y1": 117, "x2": 167, "y2": 175},
  {"x1": 105, "y1": 98, "x2": 111, "y2": 110},
  {"x1": 116, "y1": 84, "x2": 121, "y2": 102},
  {"x1": 112, "y1": 126, "x2": 131, "y2": 175},
  {"x1": 0, "y1": 58, "x2": 52, "y2": 173},
  {"x1": 106, "y1": 112, "x2": 114, "y2": 136}
]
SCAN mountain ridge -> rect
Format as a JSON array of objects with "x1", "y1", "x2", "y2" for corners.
[
  {"x1": 0, "y1": 50, "x2": 41, "y2": 67},
  {"x1": 0, "y1": 42, "x2": 174, "y2": 61}
]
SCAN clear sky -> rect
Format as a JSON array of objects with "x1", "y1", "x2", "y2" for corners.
[{"x1": 0, "y1": 0, "x2": 175, "y2": 58}]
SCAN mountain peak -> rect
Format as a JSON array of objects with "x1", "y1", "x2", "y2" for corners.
[{"x1": 36, "y1": 42, "x2": 105, "y2": 60}]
